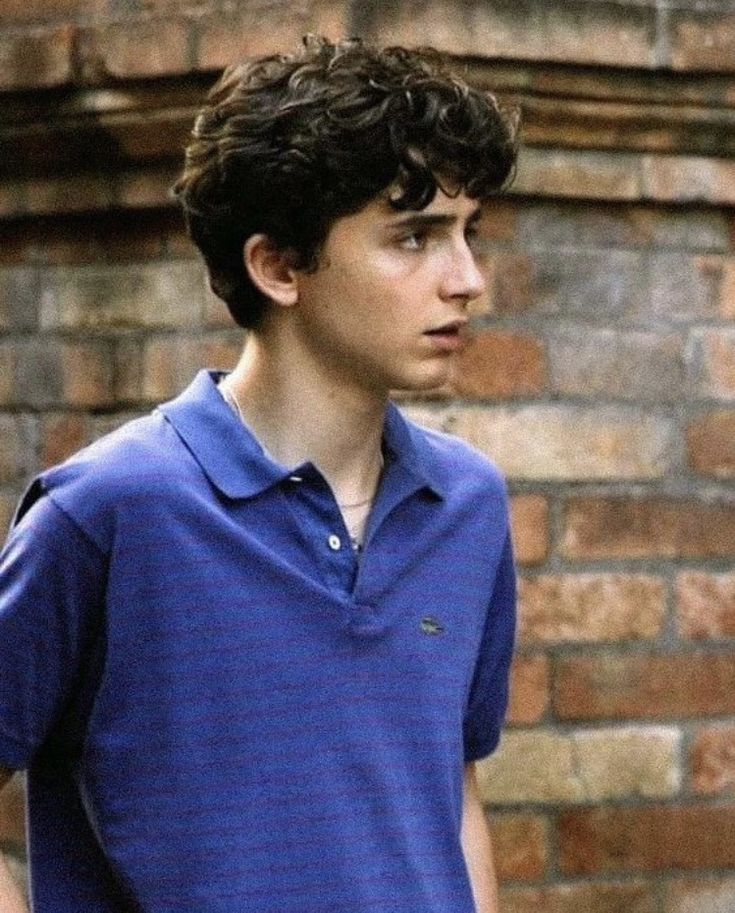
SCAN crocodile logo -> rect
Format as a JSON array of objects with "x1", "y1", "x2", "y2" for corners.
[{"x1": 421, "y1": 616, "x2": 445, "y2": 636}]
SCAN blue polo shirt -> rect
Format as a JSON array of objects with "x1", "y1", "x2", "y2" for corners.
[{"x1": 0, "y1": 370, "x2": 516, "y2": 913}]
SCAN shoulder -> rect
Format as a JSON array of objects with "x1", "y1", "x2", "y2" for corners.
[
  {"x1": 24, "y1": 409, "x2": 193, "y2": 551},
  {"x1": 396, "y1": 406, "x2": 509, "y2": 505}
]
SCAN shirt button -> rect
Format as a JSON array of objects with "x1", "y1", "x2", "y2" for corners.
[{"x1": 328, "y1": 534, "x2": 342, "y2": 551}]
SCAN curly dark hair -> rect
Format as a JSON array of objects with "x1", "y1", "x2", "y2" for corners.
[{"x1": 174, "y1": 36, "x2": 519, "y2": 329}]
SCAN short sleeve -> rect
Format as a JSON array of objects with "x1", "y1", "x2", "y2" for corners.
[
  {"x1": 463, "y1": 530, "x2": 517, "y2": 762},
  {"x1": 0, "y1": 485, "x2": 106, "y2": 770}
]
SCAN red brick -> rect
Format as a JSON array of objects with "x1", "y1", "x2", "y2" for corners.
[
  {"x1": 507, "y1": 654, "x2": 549, "y2": 726},
  {"x1": 453, "y1": 405, "x2": 675, "y2": 481},
  {"x1": 669, "y1": 11, "x2": 735, "y2": 73},
  {"x1": 195, "y1": 1, "x2": 348, "y2": 71},
  {"x1": 501, "y1": 882, "x2": 657, "y2": 913},
  {"x1": 509, "y1": 495, "x2": 549, "y2": 566},
  {"x1": 450, "y1": 331, "x2": 547, "y2": 400},
  {"x1": 0, "y1": 346, "x2": 14, "y2": 406},
  {"x1": 41, "y1": 413, "x2": 90, "y2": 469},
  {"x1": 60, "y1": 341, "x2": 115, "y2": 408},
  {"x1": 559, "y1": 803, "x2": 735, "y2": 875},
  {"x1": 678, "y1": 572, "x2": 735, "y2": 640},
  {"x1": 25, "y1": 174, "x2": 115, "y2": 217},
  {"x1": 549, "y1": 330, "x2": 683, "y2": 402},
  {"x1": 116, "y1": 166, "x2": 179, "y2": 210},
  {"x1": 643, "y1": 156, "x2": 735, "y2": 206},
  {"x1": 490, "y1": 812, "x2": 548, "y2": 882},
  {"x1": 0, "y1": 417, "x2": 25, "y2": 485},
  {"x1": 477, "y1": 200, "x2": 517, "y2": 243},
  {"x1": 519, "y1": 574, "x2": 665, "y2": 644},
  {"x1": 0, "y1": 0, "x2": 97, "y2": 23},
  {"x1": 722, "y1": 259, "x2": 735, "y2": 318},
  {"x1": 691, "y1": 726, "x2": 735, "y2": 797},
  {"x1": 561, "y1": 497, "x2": 735, "y2": 560},
  {"x1": 0, "y1": 25, "x2": 73, "y2": 91},
  {"x1": 666, "y1": 876, "x2": 735, "y2": 913},
  {"x1": 87, "y1": 20, "x2": 192, "y2": 79},
  {"x1": 493, "y1": 253, "x2": 533, "y2": 314},
  {"x1": 362, "y1": 0, "x2": 657, "y2": 69},
  {"x1": 142, "y1": 334, "x2": 239, "y2": 402},
  {"x1": 0, "y1": 772, "x2": 25, "y2": 850},
  {"x1": 513, "y1": 148, "x2": 641, "y2": 202},
  {"x1": 687, "y1": 410, "x2": 735, "y2": 478},
  {"x1": 0, "y1": 494, "x2": 16, "y2": 544},
  {"x1": 688, "y1": 329, "x2": 735, "y2": 400},
  {"x1": 555, "y1": 653, "x2": 735, "y2": 721}
]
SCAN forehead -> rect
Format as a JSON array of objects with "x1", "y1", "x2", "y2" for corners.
[{"x1": 360, "y1": 187, "x2": 485, "y2": 225}]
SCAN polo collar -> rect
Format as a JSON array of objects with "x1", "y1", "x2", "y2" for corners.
[{"x1": 159, "y1": 371, "x2": 446, "y2": 500}]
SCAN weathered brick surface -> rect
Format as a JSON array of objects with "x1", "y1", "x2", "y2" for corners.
[
  {"x1": 549, "y1": 330, "x2": 683, "y2": 402},
  {"x1": 141, "y1": 334, "x2": 240, "y2": 402},
  {"x1": 0, "y1": 268, "x2": 40, "y2": 330},
  {"x1": 512, "y1": 148, "x2": 642, "y2": 201},
  {"x1": 0, "y1": 494, "x2": 16, "y2": 544},
  {"x1": 555, "y1": 653, "x2": 735, "y2": 721},
  {"x1": 478, "y1": 727, "x2": 680, "y2": 804},
  {"x1": 450, "y1": 331, "x2": 547, "y2": 400},
  {"x1": 559, "y1": 804, "x2": 735, "y2": 875},
  {"x1": 40, "y1": 413, "x2": 91, "y2": 469},
  {"x1": 646, "y1": 254, "x2": 724, "y2": 323},
  {"x1": 501, "y1": 882, "x2": 657, "y2": 913},
  {"x1": 669, "y1": 11, "x2": 735, "y2": 73},
  {"x1": 490, "y1": 812, "x2": 548, "y2": 882},
  {"x1": 666, "y1": 877, "x2": 735, "y2": 913},
  {"x1": 507, "y1": 654, "x2": 549, "y2": 725},
  {"x1": 678, "y1": 572, "x2": 735, "y2": 639},
  {"x1": 690, "y1": 726, "x2": 735, "y2": 796},
  {"x1": 519, "y1": 574, "x2": 666, "y2": 644},
  {"x1": 687, "y1": 409, "x2": 735, "y2": 477},
  {"x1": 40, "y1": 263, "x2": 207, "y2": 330},
  {"x1": 561, "y1": 497, "x2": 735, "y2": 560},
  {"x1": 196, "y1": 1, "x2": 348, "y2": 71},
  {"x1": 2, "y1": 2, "x2": 735, "y2": 906},
  {"x1": 85, "y1": 19, "x2": 192, "y2": 79},
  {"x1": 359, "y1": 0, "x2": 657, "y2": 69},
  {"x1": 642, "y1": 157, "x2": 735, "y2": 205},
  {"x1": 0, "y1": 417, "x2": 26, "y2": 486},
  {"x1": 509, "y1": 495, "x2": 548, "y2": 567},
  {"x1": 687, "y1": 328, "x2": 735, "y2": 400},
  {"x1": 0, "y1": 25, "x2": 73, "y2": 91},
  {"x1": 452, "y1": 406, "x2": 675, "y2": 481}
]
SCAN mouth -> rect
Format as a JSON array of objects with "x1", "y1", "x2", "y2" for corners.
[{"x1": 423, "y1": 320, "x2": 469, "y2": 352}]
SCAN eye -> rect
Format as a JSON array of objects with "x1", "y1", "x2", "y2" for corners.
[{"x1": 398, "y1": 231, "x2": 427, "y2": 251}]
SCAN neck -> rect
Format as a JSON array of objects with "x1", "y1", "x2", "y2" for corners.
[{"x1": 223, "y1": 333, "x2": 388, "y2": 504}]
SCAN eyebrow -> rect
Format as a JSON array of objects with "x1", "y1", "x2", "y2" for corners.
[{"x1": 387, "y1": 207, "x2": 483, "y2": 232}]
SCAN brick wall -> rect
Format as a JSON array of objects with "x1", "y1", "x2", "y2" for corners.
[{"x1": 0, "y1": 2, "x2": 733, "y2": 911}]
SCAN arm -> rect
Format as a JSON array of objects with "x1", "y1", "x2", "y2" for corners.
[
  {"x1": 461, "y1": 761, "x2": 499, "y2": 913},
  {"x1": 0, "y1": 767, "x2": 28, "y2": 913}
]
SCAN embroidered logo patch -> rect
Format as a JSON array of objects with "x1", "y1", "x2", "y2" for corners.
[{"x1": 421, "y1": 617, "x2": 445, "y2": 636}]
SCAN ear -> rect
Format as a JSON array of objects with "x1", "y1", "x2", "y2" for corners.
[{"x1": 243, "y1": 234, "x2": 299, "y2": 308}]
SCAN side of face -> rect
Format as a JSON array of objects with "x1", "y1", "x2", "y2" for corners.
[{"x1": 286, "y1": 188, "x2": 490, "y2": 395}]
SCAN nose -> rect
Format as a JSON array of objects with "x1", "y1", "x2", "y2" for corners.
[{"x1": 440, "y1": 239, "x2": 488, "y2": 305}]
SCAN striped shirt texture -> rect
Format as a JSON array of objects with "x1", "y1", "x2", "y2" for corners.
[{"x1": 0, "y1": 370, "x2": 517, "y2": 913}]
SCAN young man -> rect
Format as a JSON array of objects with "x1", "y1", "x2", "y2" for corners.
[{"x1": 0, "y1": 37, "x2": 517, "y2": 913}]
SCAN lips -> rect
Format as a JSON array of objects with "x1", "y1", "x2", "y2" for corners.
[
  {"x1": 424, "y1": 320, "x2": 469, "y2": 352},
  {"x1": 424, "y1": 319, "x2": 467, "y2": 337}
]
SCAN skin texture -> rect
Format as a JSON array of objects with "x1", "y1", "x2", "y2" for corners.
[
  {"x1": 462, "y1": 761, "x2": 500, "y2": 913},
  {"x1": 0, "y1": 189, "x2": 500, "y2": 912},
  {"x1": 0, "y1": 767, "x2": 27, "y2": 913}
]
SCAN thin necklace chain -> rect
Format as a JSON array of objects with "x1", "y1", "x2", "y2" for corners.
[{"x1": 221, "y1": 380, "x2": 383, "y2": 513}]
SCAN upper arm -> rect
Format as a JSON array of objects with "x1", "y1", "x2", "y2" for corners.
[{"x1": 0, "y1": 492, "x2": 106, "y2": 769}]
